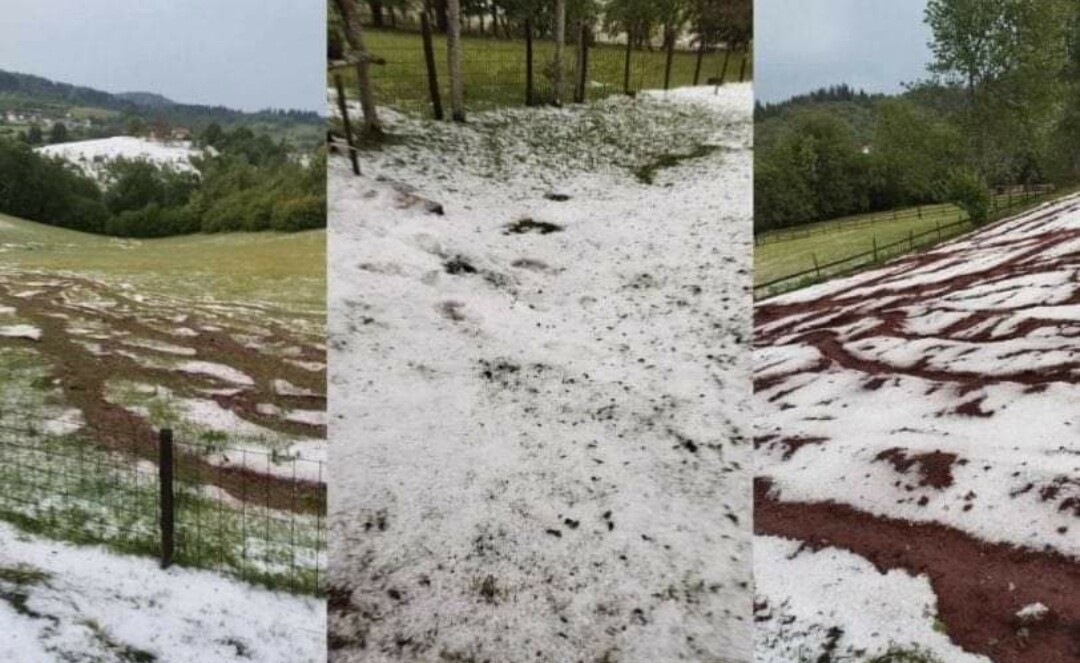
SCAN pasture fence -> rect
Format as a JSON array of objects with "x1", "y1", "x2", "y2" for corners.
[
  {"x1": 0, "y1": 409, "x2": 326, "y2": 595},
  {"x1": 754, "y1": 185, "x2": 1055, "y2": 246},
  {"x1": 754, "y1": 187, "x2": 1052, "y2": 300},
  {"x1": 337, "y1": 25, "x2": 750, "y2": 118}
]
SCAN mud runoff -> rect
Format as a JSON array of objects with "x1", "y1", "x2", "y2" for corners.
[
  {"x1": 756, "y1": 479, "x2": 1080, "y2": 663},
  {"x1": 754, "y1": 197, "x2": 1080, "y2": 661},
  {"x1": 0, "y1": 271, "x2": 325, "y2": 512}
]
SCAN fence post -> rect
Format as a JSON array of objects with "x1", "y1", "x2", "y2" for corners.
[
  {"x1": 159, "y1": 428, "x2": 175, "y2": 569},
  {"x1": 872, "y1": 236, "x2": 878, "y2": 263},
  {"x1": 937, "y1": 220, "x2": 941, "y2": 241},
  {"x1": 813, "y1": 253, "x2": 821, "y2": 280},
  {"x1": 334, "y1": 75, "x2": 360, "y2": 176},
  {"x1": 574, "y1": 21, "x2": 588, "y2": 104},
  {"x1": 623, "y1": 31, "x2": 633, "y2": 95},
  {"x1": 909, "y1": 229, "x2": 914, "y2": 251},
  {"x1": 421, "y1": 12, "x2": 444, "y2": 120}
]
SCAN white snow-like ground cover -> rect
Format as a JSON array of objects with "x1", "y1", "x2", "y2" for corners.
[
  {"x1": 0, "y1": 522, "x2": 325, "y2": 663},
  {"x1": 329, "y1": 85, "x2": 752, "y2": 662},
  {"x1": 754, "y1": 537, "x2": 990, "y2": 663},
  {"x1": 37, "y1": 136, "x2": 205, "y2": 176},
  {"x1": 754, "y1": 194, "x2": 1080, "y2": 659}
]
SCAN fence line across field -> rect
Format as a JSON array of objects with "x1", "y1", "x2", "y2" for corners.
[
  {"x1": 0, "y1": 411, "x2": 326, "y2": 595},
  {"x1": 350, "y1": 27, "x2": 749, "y2": 116},
  {"x1": 754, "y1": 188, "x2": 1051, "y2": 300},
  {"x1": 755, "y1": 185, "x2": 1055, "y2": 246}
]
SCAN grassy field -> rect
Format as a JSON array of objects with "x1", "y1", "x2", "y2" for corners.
[
  {"x1": 0, "y1": 214, "x2": 325, "y2": 312},
  {"x1": 755, "y1": 205, "x2": 970, "y2": 287},
  {"x1": 0, "y1": 213, "x2": 327, "y2": 593},
  {"x1": 754, "y1": 192, "x2": 1055, "y2": 289},
  {"x1": 335, "y1": 28, "x2": 752, "y2": 113}
]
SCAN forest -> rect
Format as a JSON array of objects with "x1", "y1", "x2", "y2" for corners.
[
  {"x1": 0, "y1": 125, "x2": 325, "y2": 237},
  {"x1": 754, "y1": 0, "x2": 1080, "y2": 233}
]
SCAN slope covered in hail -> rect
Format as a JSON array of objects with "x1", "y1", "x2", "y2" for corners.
[
  {"x1": 754, "y1": 195, "x2": 1080, "y2": 662},
  {"x1": 328, "y1": 85, "x2": 752, "y2": 662}
]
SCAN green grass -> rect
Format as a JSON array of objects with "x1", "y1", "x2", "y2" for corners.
[
  {"x1": 753, "y1": 191, "x2": 1059, "y2": 291},
  {"x1": 0, "y1": 213, "x2": 325, "y2": 313},
  {"x1": 335, "y1": 28, "x2": 752, "y2": 114},
  {"x1": 754, "y1": 205, "x2": 971, "y2": 287}
]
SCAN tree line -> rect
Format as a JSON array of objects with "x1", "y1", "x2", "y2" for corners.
[
  {"x1": 755, "y1": 0, "x2": 1080, "y2": 234},
  {"x1": 0, "y1": 125, "x2": 325, "y2": 237}
]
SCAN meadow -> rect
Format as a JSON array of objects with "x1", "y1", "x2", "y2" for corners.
[
  {"x1": 754, "y1": 190, "x2": 1059, "y2": 293},
  {"x1": 0, "y1": 213, "x2": 327, "y2": 593}
]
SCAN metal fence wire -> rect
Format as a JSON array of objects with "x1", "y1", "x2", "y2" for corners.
[
  {"x1": 0, "y1": 408, "x2": 326, "y2": 596},
  {"x1": 343, "y1": 24, "x2": 751, "y2": 116}
]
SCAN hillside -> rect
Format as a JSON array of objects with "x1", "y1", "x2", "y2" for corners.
[{"x1": 0, "y1": 69, "x2": 322, "y2": 147}]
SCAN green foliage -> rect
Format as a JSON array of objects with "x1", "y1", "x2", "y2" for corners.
[
  {"x1": 947, "y1": 167, "x2": 991, "y2": 223},
  {"x1": 49, "y1": 121, "x2": 68, "y2": 144},
  {"x1": 0, "y1": 123, "x2": 325, "y2": 238}
]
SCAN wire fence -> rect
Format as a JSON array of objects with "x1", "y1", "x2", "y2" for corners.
[
  {"x1": 0, "y1": 408, "x2": 326, "y2": 595},
  {"x1": 339, "y1": 26, "x2": 751, "y2": 117},
  {"x1": 754, "y1": 186, "x2": 1055, "y2": 246},
  {"x1": 753, "y1": 187, "x2": 1053, "y2": 300}
]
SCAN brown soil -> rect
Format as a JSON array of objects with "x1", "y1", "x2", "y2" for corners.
[
  {"x1": 0, "y1": 273, "x2": 326, "y2": 513},
  {"x1": 756, "y1": 479, "x2": 1080, "y2": 663}
]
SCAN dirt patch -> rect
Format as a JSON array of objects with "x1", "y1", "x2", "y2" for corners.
[
  {"x1": 756, "y1": 478, "x2": 1080, "y2": 663},
  {"x1": 874, "y1": 448, "x2": 959, "y2": 490},
  {"x1": 504, "y1": 218, "x2": 563, "y2": 235}
]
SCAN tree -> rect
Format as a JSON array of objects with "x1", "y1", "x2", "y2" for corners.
[
  {"x1": 26, "y1": 124, "x2": 43, "y2": 145},
  {"x1": 447, "y1": 0, "x2": 466, "y2": 120},
  {"x1": 333, "y1": 0, "x2": 383, "y2": 135},
  {"x1": 49, "y1": 121, "x2": 68, "y2": 144},
  {"x1": 925, "y1": 0, "x2": 1071, "y2": 182}
]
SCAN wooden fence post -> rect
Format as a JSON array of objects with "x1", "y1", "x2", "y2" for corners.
[
  {"x1": 334, "y1": 75, "x2": 361, "y2": 176},
  {"x1": 813, "y1": 253, "x2": 821, "y2": 280},
  {"x1": 872, "y1": 236, "x2": 878, "y2": 263},
  {"x1": 909, "y1": 229, "x2": 914, "y2": 251},
  {"x1": 662, "y1": 27, "x2": 675, "y2": 91},
  {"x1": 623, "y1": 30, "x2": 633, "y2": 95},
  {"x1": 159, "y1": 428, "x2": 175, "y2": 569},
  {"x1": 421, "y1": 12, "x2": 444, "y2": 120},
  {"x1": 574, "y1": 21, "x2": 588, "y2": 104}
]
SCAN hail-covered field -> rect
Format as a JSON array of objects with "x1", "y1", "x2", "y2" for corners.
[
  {"x1": 754, "y1": 195, "x2": 1080, "y2": 662},
  {"x1": 328, "y1": 85, "x2": 752, "y2": 662},
  {"x1": 37, "y1": 136, "x2": 207, "y2": 176},
  {"x1": 0, "y1": 213, "x2": 327, "y2": 656}
]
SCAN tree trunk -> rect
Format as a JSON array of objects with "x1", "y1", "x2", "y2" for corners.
[
  {"x1": 333, "y1": 0, "x2": 381, "y2": 136},
  {"x1": 663, "y1": 25, "x2": 676, "y2": 90},
  {"x1": 525, "y1": 18, "x2": 535, "y2": 106},
  {"x1": 693, "y1": 39, "x2": 705, "y2": 86},
  {"x1": 435, "y1": 0, "x2": 449, "y2": 32},
  {"x1": 623, "y1": 29, "x2": 633, "y2": 94},
  {"x1": 369, "y1": 0, "x2": 385, "y2": 28},
  {"x1": 447, "y1": 0, "x2": 466, "y2": 121},
  {"x1": 738, "y1": 44, "x2": 748, "y2": 82},
  {"x1": 552, "y1": 0, "x2": 566, "y2": 106},
  {"x1": 720, "y1": 47, "x2": 732, "y2": 84},
  {"x1": 574, "y1": 21, "x2": 588, "y2": 103},
  {"x1": 490, "y1": 3, "x2": 499, "y2": 38},
  {"x1": 421, "y1": 12, "x2": 444, "y2": 120}
]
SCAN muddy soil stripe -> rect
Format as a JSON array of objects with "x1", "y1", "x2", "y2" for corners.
[{"x1": 755, "y1": 478, "x2": 1080, "y2": 663}]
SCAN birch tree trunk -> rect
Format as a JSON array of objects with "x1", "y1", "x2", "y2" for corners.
[{"x1": 447, "y1": 0, "x2": 466, "y2": 121}]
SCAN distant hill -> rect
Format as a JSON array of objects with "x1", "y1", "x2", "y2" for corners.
[
  {"x1": 115, "y1": 91, "x2": 176, "y2": 108},
  {"x1": 0, "y1": 69, "x2": 322, "y2": 147}
]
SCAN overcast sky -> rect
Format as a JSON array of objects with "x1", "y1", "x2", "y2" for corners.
[
  {"x1": 755, "y1": 0, "x2": 932, "y2": 104},
  {"x1": 0, "y1": 0, "x2": 324, "y2": 112}
]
